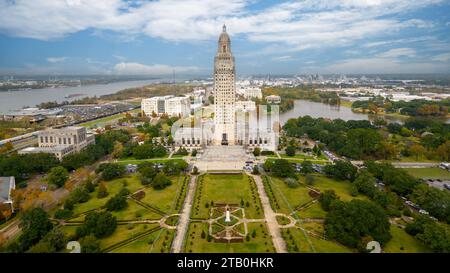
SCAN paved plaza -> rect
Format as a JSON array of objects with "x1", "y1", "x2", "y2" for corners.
[{"x1": 195, "y1": 146, "x2": 254, "y2": 171}]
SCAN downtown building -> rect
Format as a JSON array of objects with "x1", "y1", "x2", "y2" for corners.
[
  {"x1": 173, "y1": 26, "x2": 278, "y2": 151},
  {"x1": 141, "y1": 95, "x2": 190, "y2": 117}
]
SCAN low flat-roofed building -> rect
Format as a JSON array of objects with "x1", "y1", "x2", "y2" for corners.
[
  {"x1": 237, "y1": 86, "x2": 262, "y2": 99},
  {"x1": 0, "y1": 176, "x2": 16, "y2": 214},
  {"x1": 265, "y1": 95, "x2": 281, "y2": 104}
]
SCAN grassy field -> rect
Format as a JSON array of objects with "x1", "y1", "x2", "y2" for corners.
[
  {"x1": 139, "y1": 175, "x2": 187, "y2": 214},
  {"x1": 296, "y1": 202, "x2": 326, "y2": 219},
  {"x1": 281, "y1": 227, "x2": 352, "y2": 253},
  {"x1": 264, "y1": 174, "x2": 366, "y2": 216},
  {"x1": 71, "y1": 175, "x2": 143, "y2": 215},
  {"x1": 191, "y1": 174, "x2": 263, "y2": 219},
  {"x1": 70, "y1": 174, "x2": 186, "y2": 220},
  {"x1": 304, "y1": 175, "x2": 368, "y2": 202},
  {"x1": 268, "y1": 176, "x2": 314, "y2": 214},
  {"x1": 403, "y1": 168, "x2": 450, "y2": 180},
  {"x1": 184, "y1": 222, "x2": 275, "y2": 253},
  {"x1": 383, "y1": 226, "x2": 430, "y2": 253}
]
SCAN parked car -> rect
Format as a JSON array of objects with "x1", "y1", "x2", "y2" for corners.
[{"x1": 419, "y1": 209, "x2": 429, "y2": 215}]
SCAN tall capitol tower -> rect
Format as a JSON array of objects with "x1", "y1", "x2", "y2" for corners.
[{"x1": 214, "y1": 25, "x2": 236, "y2": 145}]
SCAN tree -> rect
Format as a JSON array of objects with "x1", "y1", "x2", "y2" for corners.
[
  {"x1": 105, "y1": 194, "x2": 128, "y2": 211},
  {"x1": 323, "y1": 160, "x2": 357, "y2": 181},
  {"x1": 436, "y1": 141, "x2": 450, "y2": 161},
  {"x1": 318, "y1": 190, "x2": 339, "y2": 211},
  {"x1": 97, "y1": 163, "x2": 125, "y2": 181},
  {"x1": 253, "y1": 147, "x2": 261, "y2": 156},
  {"x1": 47, "y1": 166, "x2": 69, "y2": 188},
  {"x1": 77, "y1": 211, "x2": 117, "y2": 239},
  {"x1": 353, "y1": 170, "x2": 377, "y2": 198},
  {"x1": 111, "y1": 141, "x2": 124, "y2": 159},
  {"x1": 300, "y1": 160, "x2": 314, "y2": 175},
  {"x1": 285, "y1": 146, "x2": 296, "y2": 157},
  {"x1": 192, "y1": 166, "x2": 199, "y2": 175},
  {"x1": 17, "y1": 207, "x2": 53, "y2": 252},
  {"x1": 263, "y1": 160, "x2": 274, "y2": 172},
  {"x1": 272, "y1": 159, "x2": 296, "y2": 178},
  {"x1": 138, "y1": 162, "x2": 157, "y2": 185},
  {"x1": 416, "y1": 223, "x2": 450, "y2": 252},
  {"x1": 252, "y1": 165, "x2": 260, "y2": 175},
  {"x1": 324, "y1": 200, "x2": 391, "y2": 249},
  {"x1": 342, "y1": 128, "x2": 382, "y2": 159},
  {"x1": 163, "y1": 160, "x2": 188, "y2": 175},
  {"x1": 191, "y1": 149, "x2": 198, "y2": 157},
  {"x1": 152, "y1": 173, "x2": 172, "y2": 190},
  {"x1": 97, "y1": 182, "x2": 109, "y2": 198},
  {"x1": 409, "y1": 144, "x2": 426, "y2": 161},
  {"x1": 79, "y1": 235, "x2": 101, "y2": 253},
  {"x1": 409, "y1": 184, "x2": 450, "y2": 223}
]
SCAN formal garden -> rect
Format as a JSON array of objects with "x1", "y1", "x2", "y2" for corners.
[{"x1": 186, "y1": 173, "x2": 274, "y2": 252}]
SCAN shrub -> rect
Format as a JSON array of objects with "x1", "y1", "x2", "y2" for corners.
[{"x1": 285, "y1": 178, "x2": 299, "y2": 188}]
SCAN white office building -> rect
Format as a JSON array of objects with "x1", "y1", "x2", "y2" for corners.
[{"x1": 141, "y1": 95, "x2": 190, "y2": 117}]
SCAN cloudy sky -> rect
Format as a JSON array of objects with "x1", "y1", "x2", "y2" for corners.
[{"x1": 0, "y1": 0, "x2": 449, "y2": 76}]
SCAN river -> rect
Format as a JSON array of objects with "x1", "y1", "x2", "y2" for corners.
[
  {"x1": 0, "y1": 79, "x2": 166, "y2": 113},
  {"x1": 279, "y1": 100, "x2": 407, "y2": 124}
]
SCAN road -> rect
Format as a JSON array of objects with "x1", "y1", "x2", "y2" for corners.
[
  {"x1": 171, "y1": 175, "x2": 197, "y2": 253},
  {"x1": 391, "y1": 162, "x2": 439, "y2": 168},
  {"x1": 250, "y1": 174, "x2": 287, "y2": 253}
]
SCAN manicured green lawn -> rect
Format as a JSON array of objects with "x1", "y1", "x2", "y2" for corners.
[
  {"x1": 184, "y1": 222, "x2": 275, "y2": 253},
  {"x1": 112, "y1": 200, "x2": 161, "y2": 220},
  {"x1": 139, "y1": 175, "x2": 187, "y2": 214},
  {"x1": 296, "y1": 202, "x2": 326, "y2": 219},
  {"x1": 72, "y1": 174, "x2": 143, "y2": 215},
  {"x1": 282, "y1": 227, "x2": 352, "y2": 253},
  {"x1": 305, "y1": 175, "x2": 367, "y2": 202},
  {"x1": 268, "y1": 176, "x2": 314, "y2": 214},
  {"x1": 191, "y1": 174, "x2": 263, "y2": 219},
  {"x1": 403, "y1": 168, "x2": 450, "y2": 180},
  {"x1": 383, "y1": 226, "x2": 430, "y2": 253}
]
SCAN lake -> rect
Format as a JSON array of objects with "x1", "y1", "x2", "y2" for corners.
[
  {"x1": 0, "y1": 79, "x2": 166, "y2": 113},
  {"x1": 279, "y1": 100, "x2": 407, "y2": 124}
]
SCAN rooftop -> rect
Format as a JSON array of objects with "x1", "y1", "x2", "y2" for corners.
[{"x1": 0, "y1": 176, "x2": 15, "y2": 203}]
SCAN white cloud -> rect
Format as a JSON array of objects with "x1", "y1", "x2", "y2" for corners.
[
  {"x1": 112, "y1": 62, "x2": 201, "y2": 75},
  {"x1": 272, "y1": 56, "x2": 294, "y2": 62},
  {"x1": 46, "y1": 57, "x2": 67, "y2": 63},
  {"x1": 0, "y1": 0, "x2": 444, "y2": 53},
  {"x1": 432, "y1": 53, "x2": 450, "y2": 62},
  {"x1": 377, "y1": 48, "x2": 416, "y2": 58}
]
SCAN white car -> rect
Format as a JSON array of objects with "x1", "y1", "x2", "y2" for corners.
[{"x1": 419, "y1": 210, "x2": 429, "y2": 215}]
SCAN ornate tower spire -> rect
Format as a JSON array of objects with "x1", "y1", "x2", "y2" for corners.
[{"x1": 223, "y1": 24, "x2": 226, "y2": 32}]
